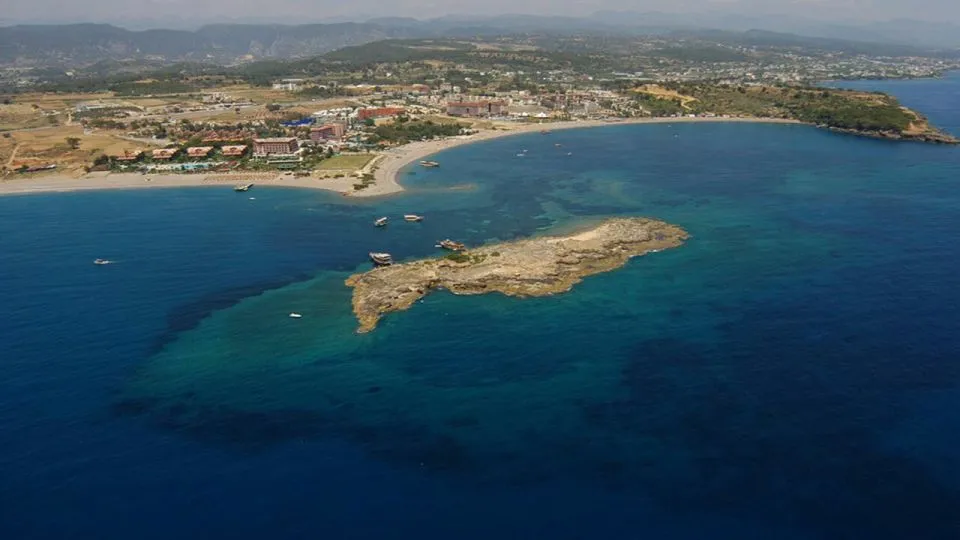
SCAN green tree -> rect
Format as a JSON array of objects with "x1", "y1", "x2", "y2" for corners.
[{"x1": 65, "y1": 137, "x2": 81, "y2": 150}]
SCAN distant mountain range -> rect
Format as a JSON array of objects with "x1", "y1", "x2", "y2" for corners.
[
  {"x1": 588, "y1": 11, "x2": 960, "y2": 50},
  {"x1": 2, "y1": 13, "x2": 959, "y2": 67},
  {"x1": 0, "y1": 23, "x2": 424, "y2": 65}
]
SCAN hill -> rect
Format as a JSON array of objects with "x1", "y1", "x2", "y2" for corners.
[
  {"x1": 2, "y1": 18, "x2": 958, "y2": 68},
  {"x1": 0, "y1": 22, "x2": 421, "y2": 66}
]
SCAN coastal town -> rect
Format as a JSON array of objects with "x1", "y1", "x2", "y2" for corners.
[
  {"x1": 2, "y1": 34, "x2": 958, "y2": 195},
  {"x1": 5, "y1": 11, "x2": 960, "y2": 540}
]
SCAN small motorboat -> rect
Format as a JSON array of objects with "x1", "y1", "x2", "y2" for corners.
[
  {"x1": 289, "y1": 313, "x2": 303, "y2": 319},
  {"x1": 369, "y1": 252, "x2": 394, "y2": 266},
  {"x1": 93, "y1": 258, "x2": 112, "y2": 265},
  {"x1": 419, "y1": 160, "x2": 440, "y2": 168},
  {"x1": 374, "y1": 217, "x2": 388, "y2": 227},
  {"x1": 234, "y1": 183, "x2": 253, "y2": 192},
  {"x1": 404, "y1": 214, "x2": 424, "y2": 222},
  {"x1": 554, "y1": 143, "x2": 562, "y2": 147},
  {"x1": 437, "y1": 239, "x2": 466, "y2": 252}
]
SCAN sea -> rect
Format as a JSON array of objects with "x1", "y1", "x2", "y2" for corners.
[{"x1": 2, "y1": 75, "x2": 960, "y2": 539}]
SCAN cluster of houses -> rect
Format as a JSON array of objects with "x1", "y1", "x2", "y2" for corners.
[
  {"x1": 441, "y1": 93, "x2": 610, "y2": 119},
  {"x1": 100, "y1": 89, "x2": 612, "y2": 172},
  {"x1": 110, "y1": 138, "x2": 298, "y2": 164}
]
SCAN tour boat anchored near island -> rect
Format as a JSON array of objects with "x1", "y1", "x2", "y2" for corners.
[
  {"x1": 437, "y1": 239, "x2": 467, "y2": 252},
  {"x1": 369, "y1": 252, "x2": 394, "y2": 266}
]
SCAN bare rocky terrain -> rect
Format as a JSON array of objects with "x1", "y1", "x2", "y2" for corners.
[{"x1": 345, "y1": 217, "x2": 689, "y2": 332}]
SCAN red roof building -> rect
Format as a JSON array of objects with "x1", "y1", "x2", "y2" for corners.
[
  {"x1": 310, "y1": 123, "x2": 346, "y2": 142},
  {"x1": 186, "y1": 146, "x2": 214, "y2": 158},
  {"x1": 151, "y1": 148, "x2": 178, "y2": 160},
  {"x1": 221, "y1": 145, "x2": 248, "y2": 157},
  {"x1": 113, "y1": 150, "x2": 144, "y2": 162}
]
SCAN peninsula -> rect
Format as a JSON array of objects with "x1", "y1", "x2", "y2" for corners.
[{"x1": 344, "y1": 217, "x2": 688, "y2": 332}]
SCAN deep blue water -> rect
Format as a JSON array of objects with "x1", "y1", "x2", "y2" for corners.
[{"x1": 3, "y1": 75, "x2": 960, "y2": 539}]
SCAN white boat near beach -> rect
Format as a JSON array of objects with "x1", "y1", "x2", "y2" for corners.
[
  {"x1": 404, "y1": 214, "x2": 424, "y2": 222},
  {"x1": 374, "y1": 217, "x2": 389, "y2": 227}
]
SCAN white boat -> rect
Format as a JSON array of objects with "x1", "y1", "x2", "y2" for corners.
[
  {"x1": 369, "y1": 252, "x2": 394, "y2": 266},
  {"x1": 419, "y1": 160, "x2": 440, "y2": 168},
  {"x1": 234, "y1": 183, "x2": 253, "y2": 192},
  {"x1": 289, "y1": 313, "x2": 303, "y2": 319},
  {"x1": 437, "y1": 239, "x2": 466, "y2": 252},
  {"x1": 93, "y1": 259, "x2": 112, "y2": 265},
  {"x1": 404, "y1": 214, "x2": 424, "y2": 222},
  {"x1": 374, "y1": 217, "x2": 388, "y2": 227}
]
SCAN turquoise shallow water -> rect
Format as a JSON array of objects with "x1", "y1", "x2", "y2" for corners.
[{"x1": 2, "y1": 75, "x2": 960, "y2": 539}]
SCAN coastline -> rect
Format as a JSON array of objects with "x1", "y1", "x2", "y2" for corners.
[
  {"x1": 0, "y1": 117, "x2": 800, "y2": 198},
  {"x1": 369, "y1": 116, "x2": 802, "y2": 198},
  {"x1": 0, "y1": 171, "x2": 366, "y2": 197}
]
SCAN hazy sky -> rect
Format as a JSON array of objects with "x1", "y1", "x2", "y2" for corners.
[{"x1": 3, "y1": 0, "x2": 960, "y2": 26}]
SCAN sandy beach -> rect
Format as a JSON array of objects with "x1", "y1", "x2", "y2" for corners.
[
  {"x1": 0, "y1": 170, "x2": 368, "y2": 197},
  {"x1": 0, "y1": 117, "x2": 800, "y2": 198}
]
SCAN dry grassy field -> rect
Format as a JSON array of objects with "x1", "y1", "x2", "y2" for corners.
[
  {"x1": 2, "y1": 126, "x2": 150, "y2": 175},
  {"x1": 633, "y1": 84, "x2": 699, "y2": 110},
  {"x1": 315, "y1": 154, "x2": 374, "y2": 171}
]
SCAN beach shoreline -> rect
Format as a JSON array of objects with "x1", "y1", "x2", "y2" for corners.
[
  {"x1": 369, "y1": 116, "x2": 802, "y2": 198},
  {"x1": 0, "y1": 117, "x2": 800, "y2": 198},
  {"x1": 0, "y1": 170, "x2": 367, "y2": 197}
]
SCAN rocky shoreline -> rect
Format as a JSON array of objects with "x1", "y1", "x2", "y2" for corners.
[
  {"x1": 344, "y1": 218, "x2": 689, "y2": 333},
  {"x1": 827, "y1": 127, "x2": 960, "y2": 144}
]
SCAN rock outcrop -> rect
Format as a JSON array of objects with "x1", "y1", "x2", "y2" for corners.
[{"x1": 345, "y1": 217, "x2": 689, "y2": 332}]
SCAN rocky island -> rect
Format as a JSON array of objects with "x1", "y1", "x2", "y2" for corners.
[{"x1": 345, "y1": 218, "x2": 689, "y2": 333}]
